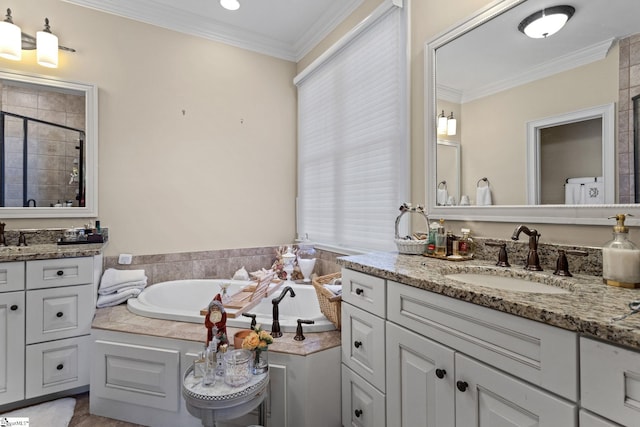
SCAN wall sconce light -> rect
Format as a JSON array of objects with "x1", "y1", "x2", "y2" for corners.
[
  {"x1": 518, "y1": 5, "x2": 575, "y2": 39},
  {"x1": 437, "y1": 110, "x2": 457, "y2": 136},
  {"x1": 220, "y1": 0, "x2": 240, "y2": 11},
  {"x1": 0, "y1": 8, "x2": 75, "y2": 68}
]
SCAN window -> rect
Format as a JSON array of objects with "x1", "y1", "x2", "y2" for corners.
[{"x1": 295, "y1": 1, "x2": 408, "y2": 252}]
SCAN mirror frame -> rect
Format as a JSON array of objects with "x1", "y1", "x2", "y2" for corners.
[
  {"x1": 425, "y1": 0, "x2": 640, "y2": 227},
  {"x1": 0, "y1": 70, "x2": 98, "y2": 218}
]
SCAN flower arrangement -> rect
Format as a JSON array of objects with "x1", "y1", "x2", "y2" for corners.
[{"x1": 241, "y1": 324, "x2": 272, "y2": 374}]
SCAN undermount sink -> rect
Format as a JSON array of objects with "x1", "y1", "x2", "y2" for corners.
[{"x1": 445, "y1": 273, "x2": 571, "y2": 294}]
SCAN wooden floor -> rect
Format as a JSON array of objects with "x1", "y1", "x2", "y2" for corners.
[{"x1": 69, "y1": 393, "x2": 144, "y2": 427}]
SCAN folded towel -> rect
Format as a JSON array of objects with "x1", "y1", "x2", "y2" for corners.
[
  {"x1": 96, "y1": 287, "x2": 142, "y2": 308},
  {"x1": 115, "y1": 282, "x2": 147, "y2": 294},
  {"x1": 324, "y1": 284, "x2": 342, "y2": 296},
  {"x1": 476, "y1": 186, "x2": 492, "y2": 206},
  {"x1": 437, "y1": 188, "x2": 449, "y2": 206},
  {"x1": 100, "y1": 268, "x2": 146, "y2": 289},
  {"x1": 565, "y1": 183, "x2": 582, "y2": 204},
  {"x1": 98, "y1": 277, "x2": 147, "y2": 295}
]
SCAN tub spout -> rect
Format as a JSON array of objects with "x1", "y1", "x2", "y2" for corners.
[{"x1": 271, "y1": 286, "x2": 296, "y2": 338}]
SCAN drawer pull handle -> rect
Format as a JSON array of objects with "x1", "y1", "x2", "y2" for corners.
[
  {"x1": 56, "y1": 364, "x2": 64, "y2": 370},
  {"x1": 355, "y1": 288, "x2": 364, "y2": 295},
  {"x1": 354, "y1": 340, "x2": 362, "y2": 349},
  {"x1": 10, "y1": 305, "x2": 18, "y2": 311},
  {"x1": 56, "y1": 270, "x2": 64, "y2": 276},
  {"x1": 56, "y1": 312, "x2": 64, "y2": 318},
  {"x1": 456, "y1": 380, "x2": 468, "y2": 392},
  {"x1": 435, "y1": 368, "x2": 446, "y2": 379},
  {"x1": 354, "y1": 409, "x2": 363, "y2": 418}
]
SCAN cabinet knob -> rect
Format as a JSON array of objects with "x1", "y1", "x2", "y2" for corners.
[
  {"x1": 355, "y1": 288, "x2": 364, "y2": 295},
  {"x1": 10, "y1": 304, "x2": 18, "y2": 311},
  {"x1": 56, "y1": 270, "x2": 64, "y2": 276},
  {"x1": 56, "y1": 312, "x2": 64, "y2": 318},
  {"x1": 354, "y1": 409, "x2": 363, "y2": 418},
  {"x1": 435, "y1": 368, "x2": 446, "y2": 379},
  {"x1": 456, "y1": 380, "x2": 469, "y2": 392},
  {"x1": 354, "y1": 340, "x2": 362, "y2": 349},
  {"x1": 56, "y1": 364, "x2": 64, "y2": 370}
]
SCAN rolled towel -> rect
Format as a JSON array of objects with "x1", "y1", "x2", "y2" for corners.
[
  {"x1": 476, "y1": 186, "x2": 492, "y2": 206},
  {"x1": 100, "y1": 268, "x2": 146, "y2": 289},
  {"x1": 98, "y1": 277, "x2": 147, "y2": 295},
  {"x1": 437, "y1": 188, "x2": 449, "y2": 206},
  {"x1": 96, "y1": 287, "x2": 142, "y2": 308}
]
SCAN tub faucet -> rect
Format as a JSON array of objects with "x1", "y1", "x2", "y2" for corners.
[
  {"x1": 511, "y1": 225, "x2": 542, "y2": 271},
  {"x1": 271, "y1": 286, "x2": 296, "y2": 338}
]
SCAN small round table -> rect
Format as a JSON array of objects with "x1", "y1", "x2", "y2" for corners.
[{"x1": 182, "y1": 367, "x2": 269, "y2": 427}]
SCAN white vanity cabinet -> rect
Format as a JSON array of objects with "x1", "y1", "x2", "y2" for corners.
[
  {"x1": 341, "y1": 269, "x2": 387, "y2": 427},
  {"x1": 0, "y1": 256, "x2": 100, "y2": 408}
]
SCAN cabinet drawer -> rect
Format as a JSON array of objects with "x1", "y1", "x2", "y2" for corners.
[
  {"x1": 26, "y1": 257, "x2": 94, "y2": 290},
  {"x1": 342, "y1": 303, "x2": 386, "y2": 391},
  {"x1": 342, "y1": 364, "x2": 385, "y2": 427},
  {"x1": 580, "y1": 410, "x2": 624, "y2": 427},
  {"x1": 387, "y1": 280, "x2": 578, "y2": 400},
  {"x1": 342, "y1": 269, "x2": 386, "y2": 318},
  {"x1": 581, "y1": 337, "x2": 640, "y2": 426},
  {"x1": 25, "y1": 335, "x2": 91, "y2": 399},
  {"x1": 26, "y1": 283, "x2": 94, "y2": 344},
  {"x1": 92, "y1": 340, "x2": 180, "y2": 412},
  {"x1": 0, "y1": 262, "x2": 24, "y2": 293}
]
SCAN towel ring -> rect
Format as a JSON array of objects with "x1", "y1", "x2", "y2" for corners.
[
  {"x1": 437, "y1": 180, "x2": 447, "y2": 189},
  {"x1": 477, "y1": 177, "x2": 490, "y2": 188}
]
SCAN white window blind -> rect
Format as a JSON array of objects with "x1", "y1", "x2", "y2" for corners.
[{"x1": 295, "y1": 2, "x2": 408, "y2": 252}]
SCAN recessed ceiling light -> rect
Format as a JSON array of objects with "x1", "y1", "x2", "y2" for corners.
[
  {"x1": 518, "y1": 5, "x2": 575, "y2": 39},
  {"x1": 220, "y1": 0, "x2": 240, "y2": 11}
]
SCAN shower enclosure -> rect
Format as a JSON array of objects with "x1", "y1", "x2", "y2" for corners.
[{"x1": 0, "y1": 111, "x2": 85, "y2": 207}]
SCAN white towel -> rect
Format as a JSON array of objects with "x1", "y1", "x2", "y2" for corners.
[
  {"x1": 99, "y1": 268, "x2": 147, "y2": 294},
  {"x1": 437, "y1": 188, "x2": 449, "y2": 206},
  {"x1": 567, "y1": 177, "x2": 597, "y2": 184},
  {"x1": 96, "y1": 287, "x2": 142, "y2": 308},
  {"x1": 565, "y1": 183, "x2": 582, "y2": 204},
  {"x1": 324, "y1": 284, "x2": 342, "y2": 295},
  {"x1": 115, "y1": 281, "x2": 147, "y2": 294},
  {"x1": 476, "y1": 186, "x2": 492, "y2": 206},
  {"x1": 582, "y1": 181, "x2": 604, "y2": 204}
]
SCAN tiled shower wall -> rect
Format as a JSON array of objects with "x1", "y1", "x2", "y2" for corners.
[
  {"x1": 103, "y1": 246, "x2": 343, "y2": 286},
  {"x1": 618, "y1": 34, "x2": 640, "y2": 204},
  {"x1": 1, "y1": 82, "x2": 85, "y2": 207}
]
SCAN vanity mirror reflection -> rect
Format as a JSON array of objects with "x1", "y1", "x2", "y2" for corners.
[
  {"x1": 426, "y1": 0, "x2": 640, "y2": 225},
  {"x1": 0, "y1": 71, "x2": 97, "y2": 218}
]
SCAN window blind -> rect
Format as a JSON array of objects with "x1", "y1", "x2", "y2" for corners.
[{"x1": 295, "y1": 2, "x2": 408, "y2": 252}]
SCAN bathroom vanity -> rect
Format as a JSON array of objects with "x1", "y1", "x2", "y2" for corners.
[
  {"x1": 339, "y1": 252, "x2": 640, "y2": 427},
  {"x1": 0, "y1": 246, "x2": 103, "y2": 410}
]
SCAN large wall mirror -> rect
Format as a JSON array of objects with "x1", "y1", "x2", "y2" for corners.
[
  {"x1": 0, "y1": 70, "x2": 97, "y2": 218},
  {"x1": 425, "y1": 0, "x2": 640, "y2": 226}
]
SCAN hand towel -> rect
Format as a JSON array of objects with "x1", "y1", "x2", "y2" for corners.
[
  {"x1": 566, "y1": 177, "x2": 597, "y2": 184},
  {"x1": 98, "y1": 277, "x2": 148, "y2": 295},
  {"x1": 565, "y1": 183, "x2": 582, "y2": 204},
  {"x1": 437, "y1": 188, "x2": 449, "y2": 206},
  {"x1": 100, "y1": 268, "x2": 146, "y2": 289},
  {"x1": 96, "y1": 287, "x2": 142, "y2": 308},
  {"x1": 476, "y1": 186, "x2": 492, "y2": 206},
  {"x1": 582, "y1": 181, "x2": 604, "y2": 204},
  {"x1": 324, "y1": 284, "x2": 342, "y2": 295}
]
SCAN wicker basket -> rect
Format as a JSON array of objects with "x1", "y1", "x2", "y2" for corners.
[
  {"x1": 312, "y1": 272, "x2": 342, "y2": 330},
  {"x1": 394, "y1": 205, "x2": 430, "y2": 255}
]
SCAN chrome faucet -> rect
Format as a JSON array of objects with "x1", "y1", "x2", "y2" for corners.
[
  {"x1": 511, "y1": 225, "x2": 543, "y2": 271},
  {"x1": 271, "y1": 286, "x2": 296, "y2": 338}
]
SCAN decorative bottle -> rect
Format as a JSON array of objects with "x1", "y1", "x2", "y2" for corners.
[
  {"x1": 602, "y1": 214, "x2": 640, "y2": 288},
  {"x1": 458, "y1": 228, "x2": 475, "y2": 258},
  {"x1": 297, "y1": 234, "x2": 317, "y2": 282}
]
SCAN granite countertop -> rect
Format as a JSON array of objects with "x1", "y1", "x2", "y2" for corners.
[
  {"x1": 0, "y1": 243, "x2": 105, "y2": 262},
  {"x1": 92, "y1": 305, "x2": 342, "y2": 357},
  {"x1": 338, "y1": 252, "x2": 640, "y2": 350}
]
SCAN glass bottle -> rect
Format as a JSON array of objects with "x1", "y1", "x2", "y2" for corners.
[
  {"x1": 603, "y1": 214, "x2": 640, "y2": 288},
  {"x1": 458, "y1": 228, "x2": 475, "y2": 258},
  {"x1": 297, "y1": 234, "x2": 317, "y2": 282},
  {"x1": 434, "y1": 219, "x2": 446, "y2": 257},
  {"x1": 202, "y1": 340, "x2": 217, "y2": 386}
]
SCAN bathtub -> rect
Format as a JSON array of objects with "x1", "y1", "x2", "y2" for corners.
[{"x1": 126, "y1": 279, "x2": 336, "y2": 333}]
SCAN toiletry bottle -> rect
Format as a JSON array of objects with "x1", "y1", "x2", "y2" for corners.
[
  {"x1": 435, "y1": 219, "x2": 446, "y2": 256},
  {"x1": 203, "y1": 339, "x2": 217, "y2": 386},
  {"x1": 458, "y1": 228, "x2": 475, "y2": 257},
  {"x1": 427, "y1": 222, "x2": 439, "y2": 255},
  {"x1": 216, "y1": 344, "x2": 228, "y2": 376},
  {"x1": 193, "y1": 347, "x2": 206, "y2": 379},
  {"x1": 603, "y1": 214, "x2": 640, "y2": 288},
  {"x1": 446, "y1": 231, "x2": 456, "y2": 256}
]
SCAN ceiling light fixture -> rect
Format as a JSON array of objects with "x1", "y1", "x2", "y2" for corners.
[
  {"x1": 0, "y1": 8, "x2": 75, "y2": 68},
  {"x1": 518, "y1": 5, "x2": 575, "y2": 39},
  {"x1": 220, "y1": 0, "x2": 240, "y2": 11}
]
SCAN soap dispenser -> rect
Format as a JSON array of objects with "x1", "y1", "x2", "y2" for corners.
[{"x1": 603, "y1": 214, "x2": 640, "y2": 288}]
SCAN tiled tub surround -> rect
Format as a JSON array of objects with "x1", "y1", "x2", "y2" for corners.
[{"x1": 338, "y1": 251, "x2": 640, "y2": 350}]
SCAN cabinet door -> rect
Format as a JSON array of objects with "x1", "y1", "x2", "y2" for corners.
[
  {"x1": 342, "y1": 365, "x2": 385, "y2": 427},
  {"x1": 386, "y1": 322, "x2": 455, "y2": 427},
  {"x1": 0, "y1": 291, "x2": 25, "y2": 405},
  {"x1": 342, "y1": 303, "x2": 386, "y2": 391},
  {"x1": 455, "y1": 354, "x2": 576, "y2": 427},
  {"x1": 579, "y1": 410, "x2": 624, "y2": 427}
]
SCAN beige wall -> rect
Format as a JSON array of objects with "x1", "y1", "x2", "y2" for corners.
[{"x1": 5, "y1": 0, "x2": 297, "y2": 256}]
